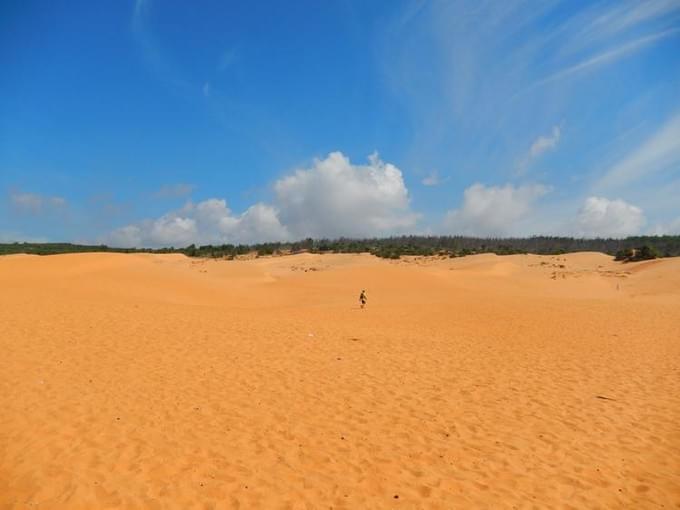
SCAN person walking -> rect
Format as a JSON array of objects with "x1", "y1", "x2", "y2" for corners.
[{"x1": 359, "y1": 289, "x2": 367, "y2": 309}]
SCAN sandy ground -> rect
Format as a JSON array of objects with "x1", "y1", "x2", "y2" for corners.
[{"x1": 1, "y1": 251, "x2": 679, "y2": 509}]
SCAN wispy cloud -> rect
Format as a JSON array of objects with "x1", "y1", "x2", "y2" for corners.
[
  {"x1": 421, "y1": 170, "x2": 441, "y2": 187},
  {"x1": 595, "y1": 111, "x2": 680, "y2": 191},
  {"x1": 594, "y1": 0, "x2": 680, "y2": 34},
  {"x1": 0, "y1": 232, "x2": 49, "y2": 243},
  {"x1": 9, "y1": 192, "x2": 67, "y2": 215},
  {"x1": 217, "y1": 48, "x2": 238, "y2": 71},
  {"x1": 132, "y1": 0, "x2": 150, "y2": 28},
  {"x1": 516, "y1": 125, "x2": 561, "y2": 175},
  {"x1": 529, "y1": 126, "x2": 561, "y2": 158},
  {"x1": 379, "y1": 1, "x2": 680, "y2": 171},
  {"x1": 569, "y1": 0, "x2": 680, "y2": 50},
  {"x1": 153, "y1": 183, "x2": 195, "y2": 199},
  {"x1": 131, "y1": 0, "x2": 193, "y2": 95},
  {"x1": 532, "y1": 28, "x2": 680, "y2": 89}
]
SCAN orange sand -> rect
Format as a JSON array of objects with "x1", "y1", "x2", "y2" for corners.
[{"x1": 1, "y1": 252, "x2": 679, "y2": 509}]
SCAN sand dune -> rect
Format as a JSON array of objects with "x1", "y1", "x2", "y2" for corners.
[{"x1": 1, "y1": 252, "x2": 679, "y2": 509}]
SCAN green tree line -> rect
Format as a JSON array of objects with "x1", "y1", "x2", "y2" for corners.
[{"x1": 2, "y1": 235, "x2": 679, "y2": 260}]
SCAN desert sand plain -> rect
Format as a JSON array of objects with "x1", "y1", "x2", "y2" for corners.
[{"x1": 1, "y1": 251, "x2": 679, "y2": 509}]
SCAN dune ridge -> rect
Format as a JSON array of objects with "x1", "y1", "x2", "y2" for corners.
[{"x1": 1, "y1": 252, "x2": 679, "y2": 508}]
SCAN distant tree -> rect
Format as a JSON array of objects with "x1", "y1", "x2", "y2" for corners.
[
  {"x1": 615, "y1": 245, "x2": 660, "y2": 262},
  {"x1": 614, "y1": 249, "x2": 633, "y2": 261},
  {"x1": 257, "y1": 245, "x2": 274, "y2": 256},
  {"x1": 3, "y1": 236, "x2": 680, "y2": 259},
  {"x1": 637, "y1": 245, "x2": 660, "y2": 260}
]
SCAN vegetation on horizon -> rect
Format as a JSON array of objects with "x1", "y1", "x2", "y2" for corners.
[
  {"x1": 2, "y1": 235, "x2": 679, "y2": 260},
  {"x1": 614, "y1": 245, "x2": 661, "y2": 262}
]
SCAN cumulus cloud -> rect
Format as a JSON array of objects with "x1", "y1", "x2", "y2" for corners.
[
  {"x1": 107, "y1": 225, "x2": 144, "y2": 248},
  {"x1": 443, "y1": 183, "x2": 550, "y2": 236},
  {"x1": 274, "y1": 152, "x2": 419, "y2": 238},
  {"x1": 106, "y1": 152, "x2": 419, "y2": 247},
  {"x1": 10, "y1": 192, "x2": 67, "y2": 215},
  {"x1": 575, "y1": 196, "x2": 645, "y2": 238},
  {"x1": 192, "y1": 199, "x2": 290, "y2": 245},
  {"x1": 106, "y1": 199, "x2": 290, "y2": 248},
  {"x1": 150, "y1": 216, "x2": 198, "y2": 246}
]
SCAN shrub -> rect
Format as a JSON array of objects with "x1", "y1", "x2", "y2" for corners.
[{"x1": 615, "y1": 245, "x2": 659, "y2": 262}]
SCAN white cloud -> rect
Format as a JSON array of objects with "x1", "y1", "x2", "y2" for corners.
[
  {"x1": 380, "y1": 0, "x2": 678, "y2": 162},
  {"x1": 191, "y1": 199, "x2": 289, "y2": 245},
  {"x1": 533, "y1": 28, "x2": 680, "y2": 89},
  {"x1": 575, "y1": 196, "x2": 645, "y2": 238},
  {"x1": 149, "y1": 216, "x2": 197, "y2": 246},
  {"x1": 107, "y1": 225, "x2": 144, "y2": 248},
  {"x1": 443, "y1": 183, "x2": 550, "y2": 236},
  {"x1": 274, "y1": 152, "x2": 419, "y2": 238},
  {"x1": 10, "y1": 192, "x2": 67, "y2": 215},
  {"x1": 232, "y1": 203, "x2": 291, "y2": 243},
  {"x1": 202, "y1": 82, "x2": 211, "y2": 97},
  {"x1": 106, "y1": 152, "x2": 419, "y2": 247},
  {"x1": 571, "y1": 0, "x2": 680, "y2": 50},
  {"x1": 596, "y1": 112, "x2": 680, "y2": 191},
  {"x1": 517, "y1": 125, "x2": 562, "y2": 174},
  {"x1": 650, "y1": 217, "x2": 680, "y2": 235},
  {"x1": 106, "y1": 199, "x2": 290, "y2": 248},
  {"x1": 529, "y1": 126, "x2": 561, "y2": 159}
]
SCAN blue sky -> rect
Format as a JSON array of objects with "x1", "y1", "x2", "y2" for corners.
[{"x1": 1, "y1": 0, "x2": 679, "y2": 246}]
